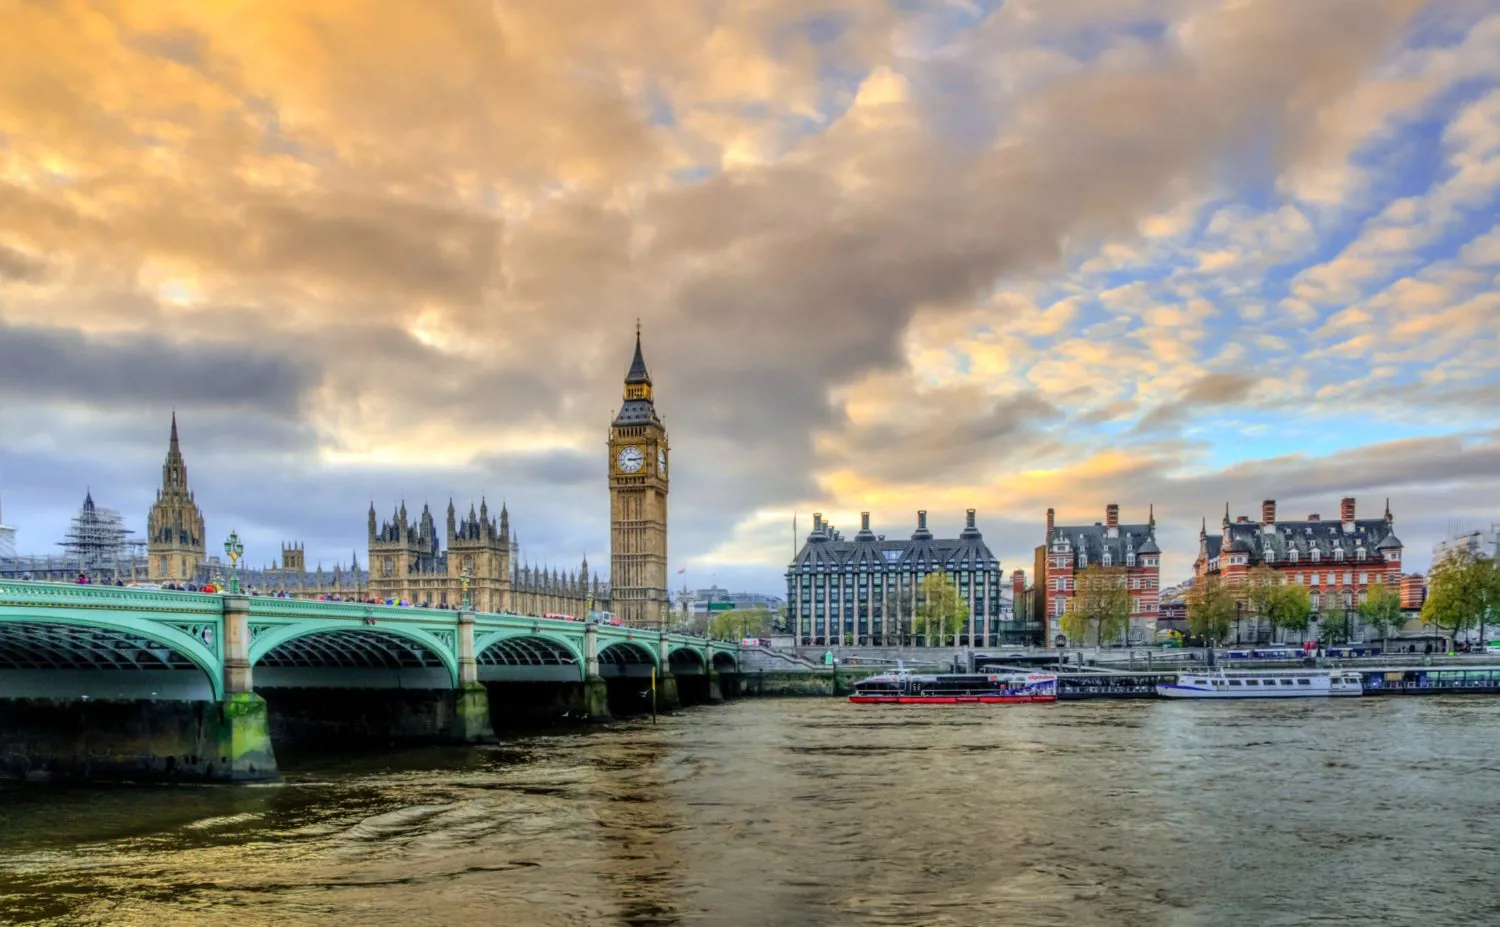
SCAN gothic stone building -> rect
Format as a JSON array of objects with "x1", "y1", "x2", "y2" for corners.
[
  {"x1": 1194, "y1": 497, "x2": 1405, "y2": 634},
  {"x1": 608, "y1": 327, "x2": 670, "y2": 628},
  {"x1": 1041, "y1": 504, "x2": 1162, "y2": 644},
  {"x1": 786, "y1": 509, "x2": 1020, "y2": 647},
  {"x1": 146, "y1": 413, "x2": 206, "y2": 583},
  {"x1": 145, "y1": 414, "x2": 366, "y2": 596},
  {"x1": 367, "y1": 498, "x2": 604, "y2": 615}
]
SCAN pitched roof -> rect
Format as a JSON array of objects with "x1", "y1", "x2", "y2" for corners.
[
  {"x1": 1204, "y1": 517, "x2": 1401, "y2": 563},
  {"x1": 1047, "y1": 522, "x2": 1157, "y2": 567},
  {"x1": 790, "y1": 518, "x2": 998, "y2": 572}
]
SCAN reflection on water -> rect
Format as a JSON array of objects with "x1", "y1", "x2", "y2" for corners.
[{"x1": 3, "y1": 697, "x2": 1500, "y2": 926}]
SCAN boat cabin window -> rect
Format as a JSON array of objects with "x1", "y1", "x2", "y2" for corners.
[
  {"x1": 1227, "y1": 680, "x2": 1242, "y2": 686},
  {"x1": 1297, "y1": 679, "x2": 1312, "y2": 686},
  {"x1": 1279, "y1": 679, "x2": 1294, "y2": 686},
  {"x1": 1244, "y1": 679, "x2": 1260, "y2": 686}
]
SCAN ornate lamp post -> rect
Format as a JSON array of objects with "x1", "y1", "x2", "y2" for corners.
[
  {"x1": 460, "y1": 566, "x2": 473, "y2": 611},
  {"x1": 223, "y1": 531, "x2": 244, "y2": 595},
  {"x1": 586, "y1": 591, "x2": 595, "y2": 621}
]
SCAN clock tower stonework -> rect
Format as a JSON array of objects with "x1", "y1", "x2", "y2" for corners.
[{"x1": 609, "y1": 326, "x2": 669, "y2": 628}]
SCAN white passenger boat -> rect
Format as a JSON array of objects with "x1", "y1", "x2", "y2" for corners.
[{"x1": 1156, "y1": 669, "x2": 1363, "y2": 699}]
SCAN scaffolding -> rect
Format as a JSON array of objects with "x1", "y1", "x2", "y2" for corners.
[{"x1": 53, "y1": 491, "x2": 145, "y2": 580}]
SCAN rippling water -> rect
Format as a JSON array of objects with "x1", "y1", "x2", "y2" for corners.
[{"x1": 3, "y1": 697, "x2": 1500, "y2": 926}]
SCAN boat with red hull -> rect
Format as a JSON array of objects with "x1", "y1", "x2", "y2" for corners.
[{"x1": 849, "y1": 670, "x2": 1057, "y2": 704}]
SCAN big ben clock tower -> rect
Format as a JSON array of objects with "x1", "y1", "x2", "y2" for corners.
[{"x1": 609, "y1": 324, "x2": 670, "y2": 628}]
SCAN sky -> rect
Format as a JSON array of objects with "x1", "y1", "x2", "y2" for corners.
[{"x1": 1, "y1": 0, "x2": 1498, "y2": 595}]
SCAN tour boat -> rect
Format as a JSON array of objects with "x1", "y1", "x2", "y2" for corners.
[
  {"x1": 849, "y1": 669, "x2": 1057, "y2": 704},
  {"x1": 1156, "y1": 669, "x2": 1364, "y2": 699}
]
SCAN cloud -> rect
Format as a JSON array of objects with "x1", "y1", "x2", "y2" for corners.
[
  {"x1": 0, "y1": 320, "x2": 314, "y2": 415},
  {"x1": 1134, "y1": 372, "x2": 1260, "y2": 434}
]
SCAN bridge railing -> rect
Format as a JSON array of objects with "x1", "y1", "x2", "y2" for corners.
[
  {"x1": 0, "y1": 579, "x2": 224, "y2": 616},
  {"x1": 0, "y1": 580, "x2": 737, "y2": 654}
]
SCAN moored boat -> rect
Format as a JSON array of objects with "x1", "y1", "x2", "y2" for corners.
[
  {"x1": 849, "y1": 669, "x2": 1057, "y2": 704},
  {"x1": 1156, "y1": 669, "x2": 1363, "y2": 699}
]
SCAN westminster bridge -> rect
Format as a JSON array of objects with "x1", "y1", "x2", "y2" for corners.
[{"x1": 0, "y1": 581, "x2": 742, "y2": 782}]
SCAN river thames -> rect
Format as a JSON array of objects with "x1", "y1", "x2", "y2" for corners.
[{"x1": 2, "y1": 696, "x2": 1499, "y2": 926}]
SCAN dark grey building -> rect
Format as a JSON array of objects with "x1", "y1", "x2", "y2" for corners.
[{"x1": 786, "y1": 509, "x2": 1031, "y2": 647}]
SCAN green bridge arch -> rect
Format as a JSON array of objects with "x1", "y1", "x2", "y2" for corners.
[
  {"x1": 249, "y1": 620, "x2": 460, "y2": 688},
  {"x1": 0, "y1": 608, "x2": 224, "y2": 700},
  {"x1": 474, "y1": 630, "x2": 588, "y2": 681}
]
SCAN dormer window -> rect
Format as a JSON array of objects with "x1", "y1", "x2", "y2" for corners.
[
  {"x1": 1265, "y1": 552, "x2": 1276, "y2": 563},
  {"x1": 1334, "y1": 548, "x2": 1345, "y2": 562},
  {"x1": 1311, "y1": 548, "x2": 1321, "y2": 562},
  {"x1": 1288, "y1": 550, "x2": 1299, "y2": 563}
]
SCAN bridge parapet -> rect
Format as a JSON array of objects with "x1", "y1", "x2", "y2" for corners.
[{"x1": 0, "y1": 580, "x2": 223, "y2": 617}]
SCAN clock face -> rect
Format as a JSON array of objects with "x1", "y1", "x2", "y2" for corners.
[
  {"x1": 657, "y1": 448, "x2": 667, "y2": 477},
  {"x1": 617, "y1": 445, "x2": 644, "y2": 473}
]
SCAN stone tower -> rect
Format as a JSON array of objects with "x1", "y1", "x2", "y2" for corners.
[
  {"x1": 447, "y1": 497, "x2": 511, "y2": 613},
  {"x1": 608, "y1": 324, "x2": 670, "y2": 628},
  {"x1": 146, "y1": 412, "x2": 206, "y2": 582}
]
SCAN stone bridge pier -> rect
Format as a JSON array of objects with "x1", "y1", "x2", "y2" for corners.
[{"x1": 0, "y1": 582, "x2": 741, "y2": 783}]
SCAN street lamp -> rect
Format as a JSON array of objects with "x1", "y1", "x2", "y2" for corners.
[
  {"x1": 223, "y1": 531, "x2": 244, "y2": 595},
  {"x1": 460, "y1": 566, "x2": 473, "y2": 610}
]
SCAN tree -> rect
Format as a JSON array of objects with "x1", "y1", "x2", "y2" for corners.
[
  {"x1": 1186, "y1": 577, "x2": 1236, "y2": 643},
  {"x1": 1245, "y1": 566, "x2": 1282, "y2": 642},
  {"x1": 1422, "y1": 548, "x2": 1488, "y2": 645},
  {"x1": 1316, "y1": 592, "x2": 1349, "y2": 645},
  {"x1": 1476, "y1": 557, "x2": 1500, "y2": 647},
  {"x1": 883, "y1": 586, "x2": 917, "y2": 647},
  {"x1": 1356, "y1": 580, "x2": 1405, "y2": 646},
  {"x1": 1266, "y1": 581, "x2": 1312, "y2": 643},
  {"x1": 1060, "y1": 602, "x2": 1092, "y2": 647},
  {"x1": 709, "y1": 606, "x2": 773, "y2": 641},
  {"x1": 1073, "y1": 566, "x2": 1131, "y2": 646},
  {"x1": 913, "y1": 570, "x2": 968, "y2": 646}
]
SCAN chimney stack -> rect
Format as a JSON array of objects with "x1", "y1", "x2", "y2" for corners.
[
  {"x1": 1308, "y1": 514, "x2": 1320, "y2": 522},
  {"x1": 1046, "y1": 507, "x2": 1055, "y2": 534},
  {"x1": 1341, "y1": 497, "x2": 1356, "y2": 524},
  {"x1": 917, "y1": 510, "x2": 928, "y2": 531},
  {"x1": 1106, "y1": 504, "x2": 1119, "y2": 529},
  {"x1": 1236, "y1": 516, "x2": 1250, "y2": 524},
  {"x1": 1261, "y1": 500, "x2": 1276, "y2": 525},
  {"x1": 813, "y1": 512, "x2": 823, "y2": 532},
  {"x1": 1012, "y1": 569, "x2": 1025, "y2": 600},
  {"x1": 861, "y1": 511, "x2": 871, "y2": 531},
  {"x1": 966, "y1": 509, "x2": 976, "y2": 529}
]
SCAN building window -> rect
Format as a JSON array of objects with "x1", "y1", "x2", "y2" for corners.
[{"x1": 1359, "y1": 572, "x2": 1368, "y2": 584}]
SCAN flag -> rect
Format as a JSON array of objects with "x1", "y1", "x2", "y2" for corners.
[{"x1": 677, "y1": 568, "x2": 686, "y2": 574}]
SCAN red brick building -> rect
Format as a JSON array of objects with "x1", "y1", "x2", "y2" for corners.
[
  {"x1": 1194, "y1": 497, "x2": 1405, "y2": 638},
  {"x1": 1399, "y1": 573, "x2": 1426, "y2": 610},
  {"x1": 1041, "y1": 503, "x2": 1162, "y2": 644}
]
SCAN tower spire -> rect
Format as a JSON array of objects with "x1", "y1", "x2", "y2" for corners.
[{"x1": 625, "y1": 322, "x2": 651, "y2": 386}]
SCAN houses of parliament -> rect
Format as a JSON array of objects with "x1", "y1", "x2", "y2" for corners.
[{"x1": 106, "y1": 331, "x2": 670, "y2": 624}]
